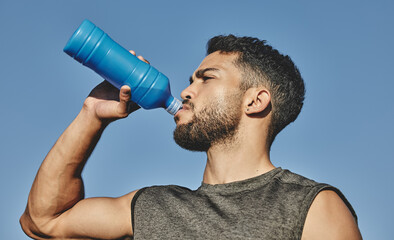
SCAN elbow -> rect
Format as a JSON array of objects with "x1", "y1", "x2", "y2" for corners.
[
  {"x1": 20, "y1": 210, "x2": 53, "y2": 240},
  {"x1": 20, "y1": 212, "x2": 38, "y2": 239}
]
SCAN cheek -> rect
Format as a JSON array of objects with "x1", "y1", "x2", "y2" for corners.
[{"x1": 193, "y1": 87, "x2": 237, "y2": 115}]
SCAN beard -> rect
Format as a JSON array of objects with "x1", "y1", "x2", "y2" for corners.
[{"x1": 173, "y1": 91, "x2": 243, "y2": 152}]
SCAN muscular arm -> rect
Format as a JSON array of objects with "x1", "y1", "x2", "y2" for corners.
[
  {"x1": 302, "y1": 190, "x2": 362, "y2": 240},
  {"x1": 20, "y1": 81, "x2": 140, "y2": 239}
]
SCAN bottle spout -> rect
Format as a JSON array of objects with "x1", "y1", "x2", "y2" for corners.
[{"x1": 165, "y1": 97, "x2": 183, "y2": 115}]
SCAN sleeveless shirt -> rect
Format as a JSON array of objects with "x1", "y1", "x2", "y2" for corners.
[{"x1": 131, "y1": 168, "x2": 357, "y2": 239}]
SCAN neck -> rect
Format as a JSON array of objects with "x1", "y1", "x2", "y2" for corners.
[{"x1": 202, "y1": 128, "x2": 275, "y2": 185}]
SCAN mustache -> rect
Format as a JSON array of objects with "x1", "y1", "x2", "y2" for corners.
[
  {"x1": 182, "y1": 99, "x2": 195, "y2": 111},
  {"x1": 174, "y1": 99, "x2": 195, "y2": 123}
]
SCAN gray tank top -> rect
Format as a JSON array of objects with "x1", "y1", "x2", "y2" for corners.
[{"x1": 131, "y1": 168, "x2": 357, "y2": 239}]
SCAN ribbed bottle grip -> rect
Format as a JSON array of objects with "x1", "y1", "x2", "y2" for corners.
[{"x1": 166, "y1": 98, "x2": 183, "y2": 115}]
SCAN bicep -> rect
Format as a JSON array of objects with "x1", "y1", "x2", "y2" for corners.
[
  {"x1": 48, "y1": 190, "x2": 138, "y2": 239},
  {"x1": 302, "y1": 190, "x2": 362, "y2": 240}
]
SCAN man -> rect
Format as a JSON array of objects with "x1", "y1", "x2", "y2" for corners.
[{"x1": 20, "y1": 35, "x2": 362, "y2": 239}]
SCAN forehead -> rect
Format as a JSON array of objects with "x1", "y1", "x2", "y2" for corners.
[{"x1": 195, "y1": 51, "x2": 240, "y2": 76}]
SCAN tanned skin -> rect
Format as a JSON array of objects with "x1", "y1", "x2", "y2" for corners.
[{"x1": 20, "y1": 51, "x2": 362, "y2": 239}]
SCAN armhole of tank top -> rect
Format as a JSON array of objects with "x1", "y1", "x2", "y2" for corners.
[
  {"x1": 131, "y1": 187, "x2": 148, "y2": 236},
  {"x1": 317, "y1": 185, "x2": 358, "y2": 224},
  {"x1": 298, "y1": 184, "x2": 359, "y2": 239}
]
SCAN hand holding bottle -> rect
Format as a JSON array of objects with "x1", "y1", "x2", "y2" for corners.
[
  {"x1": 64, "y1": 20, "x2": 182, "y2": 116},
  {"x1": 82, "y1": 51, "x2": 150, "y2": 125}
]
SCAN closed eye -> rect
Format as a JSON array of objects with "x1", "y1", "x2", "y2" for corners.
[
  {"x1": 190, "y1": 67, "x2": 220, "y2": 84},
  {"x1": 202, "y1": 76, "x2": 213, "y2": 81},
  {"x1": 189, "y1": 76, "x2": 213, "y2": 84}
]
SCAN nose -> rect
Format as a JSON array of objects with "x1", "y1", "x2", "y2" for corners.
[{"x1": 180, "y1": 84, "x2": 196, "y2": 101}]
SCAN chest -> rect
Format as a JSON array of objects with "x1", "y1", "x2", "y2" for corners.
[{"x1": 133, "y1": 187, "x2": 309, "y2": 239}]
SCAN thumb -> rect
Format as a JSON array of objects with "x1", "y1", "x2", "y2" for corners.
[
  {"x1": 118, "y1": 85, "x2": 140, "y2": 115},
  {"x1": 119, "y1": 85, "x2": 131, "y2": 103}
]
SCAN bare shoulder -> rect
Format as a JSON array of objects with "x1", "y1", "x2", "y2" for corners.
[{"x1": 302, "y1": 190, "x2": 362, "y2": 240}]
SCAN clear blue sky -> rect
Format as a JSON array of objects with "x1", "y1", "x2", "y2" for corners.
[{"x1": 1, "y1": 0, "x2": 393, "y2": 239}]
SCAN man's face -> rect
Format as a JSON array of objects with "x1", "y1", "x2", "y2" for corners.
[{"x1": 173, "y1": 52, "x2": 244, "y2": 151}]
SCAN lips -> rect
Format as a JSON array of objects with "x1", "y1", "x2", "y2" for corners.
[
  {"x1": 181, "y1": 104, "x2": 191, "y2": 111},
  {"x1": 174, "y1": 104, "x2": 192, "y2": 120}
]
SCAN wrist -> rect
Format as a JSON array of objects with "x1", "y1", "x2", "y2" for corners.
[{"x1": 78, "y1": 107, "x2": 109, "y2": 131}]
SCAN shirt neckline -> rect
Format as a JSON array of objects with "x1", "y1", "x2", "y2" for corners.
[{"x1": 196, "y1": 167, "x2": 282, "y2": 194}]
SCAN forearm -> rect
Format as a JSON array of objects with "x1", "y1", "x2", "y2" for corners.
[
  {"x1": 20, "y1": 82, "x2": 137, "y2": 238},
  {"x1": 24, "y1": 109, "x2": 106, "y2": 223}
]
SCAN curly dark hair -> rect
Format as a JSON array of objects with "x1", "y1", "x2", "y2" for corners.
[{"x1": 207, "y1": 35, "x2": 305, "y2": 146}]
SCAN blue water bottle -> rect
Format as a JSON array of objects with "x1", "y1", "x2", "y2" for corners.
[{"x1": 63, "y1": 20, "x2": 182, "y2": 115}]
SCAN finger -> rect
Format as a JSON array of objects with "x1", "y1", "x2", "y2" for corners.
[
  {"x1": 117, "y1": 85, "x2": 132, "y2": 116},
  {"x1": 137, "y1": 55, "x2": 150, "y2": 64},
  {"x1": 119, "y1": 85, "x2": 140, "y2": 115},
  {"x1": 130, "y1": 50, "x2": 150, "y2": 64},
  {"x1": 88, "y1": 80, "x2": 119, "y2": 100}
]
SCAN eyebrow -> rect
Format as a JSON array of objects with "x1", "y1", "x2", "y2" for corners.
[{"x1": 189, "y1": 68, "x2": 220, "y2": 84}]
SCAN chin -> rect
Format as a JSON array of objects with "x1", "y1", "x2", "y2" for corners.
[
  {"x1": 175, "y1": 119, "x2": 191, "y2": 126},
  {"x1": 174, "y1": 113, "x2": 193, "y2": 125}
]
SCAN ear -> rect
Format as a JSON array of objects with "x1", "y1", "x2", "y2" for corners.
[{"x1": 244, "y1": 88, "x2": 271, "y2": 115}]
